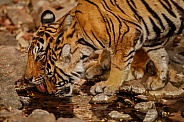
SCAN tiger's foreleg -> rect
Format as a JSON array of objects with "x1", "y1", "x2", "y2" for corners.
[
  {"x1": 90, "y1": 29, "x2": 142, "y2": 96},
  {"x1": 143, "y1": 46, "x2": 169, "y2": 90}
]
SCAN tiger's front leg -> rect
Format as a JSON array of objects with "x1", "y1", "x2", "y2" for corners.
[{"x1": 90, "y1": 48, "x2": 136, "y2": 96}]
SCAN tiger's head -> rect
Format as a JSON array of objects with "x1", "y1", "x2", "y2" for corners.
[
  {"x1": 25, "y1": 10, "x2": 66, "y2": 94},
  {"x1": 25, "y1": 9, "x2": 94, "y2": 96}
]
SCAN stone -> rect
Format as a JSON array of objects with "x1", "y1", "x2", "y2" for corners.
[
  {"x1": 0, "y1": 46, "x2": 27, "y2": 109},
  {"x1": 90, "y1": 93, "x2": 117, "y2": 103},
  {"x1": 0, "y1": 31, "x2": 17, "y2": 46},
  {"x1": 7, "y1": 8, "x2": 34, "y2": 31},
  {"x1": 143, "y1": 109, "x2": 158, "y2": 122},
  {"x1": 26, "y1": 109, "x2": 56, "y2": 122},
  {"x1": 134, "y1": 101, "x2": 155, "y2": 113},
  {"x1": 0, "y1": 108, "x2": 23, "y2": 121},
  {"x1": 108, "y1": 111, "x2": 132, "y2": 121},
  {"x1": 148, "y1": 82, "x2": 184, "y2": 99},
  {"x1": 57, "y1": 118, "x2": 85, "y2": 122},
  {"x1": 120, "y1": 79, "x2": 146, "y2": 94}
]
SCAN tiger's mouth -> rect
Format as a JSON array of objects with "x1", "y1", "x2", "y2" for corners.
[
  {"x1": 29, "y1": 76, "x2": 47, "y2": 93},
  {"x1": 35, "y1": 84, "x2": 46, "y2": 93}
]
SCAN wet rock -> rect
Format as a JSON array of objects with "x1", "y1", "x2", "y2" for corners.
[
  {"x1": 169, "y1": 69, "x2": 184, "y2": 87},
  {"x1": 159, "y1": 99, "x2": 177, "y2": 106},
  {"x1": 26, "y1": 109, "x2": 56, "y2": 122},
  {"x1": 135, "y1": 95, "x2": 149, "y2": 101},
  {"x1": 0, "y1": 46, "x2": 27, "y2": 109},
  {"x1": 134, "y1": 101, "x2": 155, "y2": 113},
  {"x1": 57, "y1": 118, "x2": 84, "y2": 122},
  {"x1": 148, "y1": 82, "x2": 184, "y2": 99},
  {"x1": 120, "y1": 79, "x2": 146, "y2": 94},
  {"x1": 124, "y1": 98, "x2": 135, "y2": 107},
  {"x1": 168, "y1": 112, "x2": 184, "y2": 122},
  {"x1": 108, "y1": 110, "x2": 132, "y2": 121},
  {"x1": 143, "y1": 109, "x2": 158, "y2": 122},
  {"x1": 20, "y1": 96, "x2": 30, "y2": 106},
  {"x1": 90, "y1": 93, "x2": 117, "y2": 103}
]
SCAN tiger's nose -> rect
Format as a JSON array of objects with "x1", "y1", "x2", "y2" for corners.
[{"x1": 24, "y1": 75, "x2": 33, "y2": 83}]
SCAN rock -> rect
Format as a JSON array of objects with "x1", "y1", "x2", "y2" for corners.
[
  {"x1": 0, "y1": 46, "x2": 27, "y2": 109},
  {"x1": 0, "y1": 108, "x2": 23, "y2": 121},
  {"x1": 90, "y1": 93, "x2": 117, "y2": 103},
  {"x1": 7, "y1": 8, "x2": 34, "y2": 31},
  {"x1": 148, "y1": 82, "x2": 184, "y2": 99},
  {"x1": 108, "y1": 111, "x2": 132, "y2": 121},
  {"x1": 57, "y1": 118, "x2": 85, "y2": 122},
  {"x1": 134, "y1": 101, "x2": 155, "y2": 113},
  {"x1": 26, "y1": 109, "x2": 56, "y2": 122},
  {"x1": 159, "y1": 99, "x2": 177, "y2": 106},
  {"x1": 120, "y1": 79, "x2": 146, "y2": 94},
  {"x1": 143, "y1": 109, "x2": 158, "y2": 122},
  {"x1": 0, "y1": 31, "x2": 17, "y2": 46},
  {"x1": 168, "y1": 112, "x2": 184, "y2": 122},
  {"x1": 0, "y1": 0, "x2": 13, "y2": 5}
]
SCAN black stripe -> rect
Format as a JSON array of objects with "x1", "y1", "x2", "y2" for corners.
[
  {"x1": 75, "y1": 10, "x2": 83, "y2": 14},
  {"x1": 66, "y1": 28, "x2": 75, "y2": 38},
  {"x1": 129, "y1": 0, "x2": 136, "y2": 9},
  {"x1": 141, "y1": 0, "x2": 165, "y2": 30},
  {"x1": 78, "y1": 38, "x2": 97, "y2": 50},
  {"x1": 85, "y1": 0, "x2": 112, "y2": 47},
  {"x1": 115, "y1": 1, "x2": 126, "y2": 14},
  {"x1": 120, "y1": 21, "x2": 129, "y2": 43},
  {"x1": 39, "y1": 38, "x2": 44, "y2": 44},
  {"x1": 123, "y1": 50, "x2": 134, "y2": 57},
  {"x1": 170, "y1": 0, "x2": 184, "y2": 17},
  {"x1": 91, "y1": 30, "x2": 105, "y2": 48},
  {"x1": 102, "y1": 0, "x2": 112, "y2": 11},
  {"x1": 177, "y1": 20, "x2": 184, "y2": 34},
  {"x1": 124, "y1": 55, "x2": 134, "y2": 63},
  {"x1": 109, "y1": 18, "x2": 116, "y2": 46},
  {"x1": 110, "y1": 0, "x2": 115, "y2": 6},
  {"x1": 149, "y1": 17, "x2": 161, "y2": 38},
  {"x1": 146, "y1": 46, "x2": 163, "y2": 53},
  {"x1": 162, "y1": 14, "x2": 176, "y2": 37},
  {"x1": 164, "y1": 0, "x2": 172, "y2": 9},
  {"x1": 159, "y1": 0, "x2": 176, "y2": 17}
]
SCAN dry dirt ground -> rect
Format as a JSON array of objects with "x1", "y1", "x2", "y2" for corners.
[{"x1": 0, "y1": 0, "x2": 184, "y2": 122}]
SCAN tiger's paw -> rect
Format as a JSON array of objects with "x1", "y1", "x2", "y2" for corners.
[
  {"x1": 90, "y1": 81, "x2": 119, "y2": 96},
  {"x1": 146, "y1": 76, "x2": 167, "y2": 90}
]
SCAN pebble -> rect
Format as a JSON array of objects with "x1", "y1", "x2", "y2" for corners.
[
  {"x1": 108, "y1": 110, "x2": 132, "y2": 121},
  {"x1": 90, "y1": 93, "x2": 117, "y2": 103}
]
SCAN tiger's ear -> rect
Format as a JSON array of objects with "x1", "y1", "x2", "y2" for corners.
[
  {"x1": 41, "y1": 10, "x2": 55, "y2": 24},
  {"x1": 62, "y1": 14, "x2": 73, "y2": 30}
]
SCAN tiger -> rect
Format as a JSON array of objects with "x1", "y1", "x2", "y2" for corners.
[{"x1": 25, "y1": 0, "x2": 184, "y2": 97}]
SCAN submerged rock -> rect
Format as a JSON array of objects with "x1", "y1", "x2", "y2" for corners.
[{"x1": 108, "y1": 110, "x2": 132, "y2": 121}]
